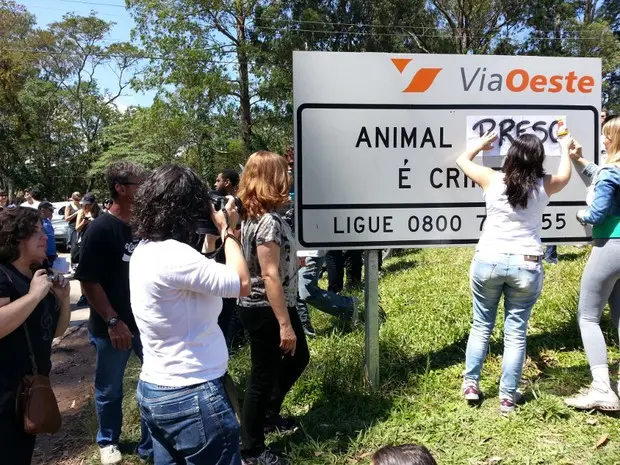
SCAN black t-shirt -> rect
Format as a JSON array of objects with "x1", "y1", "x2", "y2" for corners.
[
  {"x1": 0, "y1": 264, "x2": 59, "y2": 390},
  {"x1": 74, "y1": 213, "x2": 140, "y2": 338}
]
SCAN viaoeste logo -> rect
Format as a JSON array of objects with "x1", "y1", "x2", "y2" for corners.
[
  {"x1": 392, "y1": 58, "x2": 596, "y2": 94},
  {"x1": 391, "y1": 58, "x2": 442, "y2": 93},
  {"x1": 460, "y1": 67, "x2": 595, "y2": 93}
]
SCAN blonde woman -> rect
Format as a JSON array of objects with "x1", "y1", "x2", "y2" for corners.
[
  {"x1": 566, "y1": 116, "x2": 620, "y2": 411},
  {"x1": 237, "y1": 151, "x2": 309, "y2": 465}
]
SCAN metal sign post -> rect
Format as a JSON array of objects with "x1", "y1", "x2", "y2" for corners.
[{"x1": 364, "y1": 250, "x2": 380, "y2": 389}]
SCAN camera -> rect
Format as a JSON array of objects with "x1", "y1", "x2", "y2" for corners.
[
  {"x1": 195, "y1": 192, "x2": 243, "y2": 236},
  {"x1": 46, "y1": 270, "x2": 62, "y2": 284}
]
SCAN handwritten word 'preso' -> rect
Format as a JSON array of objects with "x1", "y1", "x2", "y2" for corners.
[{"x1": 472, "y1": 118, "x2": 559, "y2": 145}]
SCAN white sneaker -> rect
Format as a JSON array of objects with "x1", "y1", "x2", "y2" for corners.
[
  {"x1": 565, "y1": 384, "x2": 620, "y2": 411},
  {"x1": 100, "y1": 445, "x2": 122, "y2": 465},
  {"x1": 462, "y1": 379, "x2": 480, "y2": 402}
]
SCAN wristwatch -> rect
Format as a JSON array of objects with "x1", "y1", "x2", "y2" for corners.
[{"x1": 107, "y1": 317, "x2": 120, "y2": 328}]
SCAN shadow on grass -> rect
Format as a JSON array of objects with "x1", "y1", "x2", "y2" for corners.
[
  {"x1": 279, "y1": 381, "x2": 395, "y2": 454},
  {"x1": 381, "y1": 258, "x2": 418, "y2": 274},
  {"x1": 558, "y1": 252, "x2": 588, "y2": 262}
]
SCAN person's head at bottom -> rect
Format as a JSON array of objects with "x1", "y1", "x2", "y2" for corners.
[{"x1": 372, "y1": 444, "x2": 437, "y2": 465}]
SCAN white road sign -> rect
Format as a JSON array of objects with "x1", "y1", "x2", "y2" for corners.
[{"x1": 293, "y1": 52, "x2": 602, "y2": 249}]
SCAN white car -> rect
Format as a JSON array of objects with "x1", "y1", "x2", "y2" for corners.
[{"x1": 52, "y1": 201, "x2": 71, "y2": 251}]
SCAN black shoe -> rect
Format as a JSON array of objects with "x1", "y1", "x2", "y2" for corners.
[
  {"x1": 264, "y1": 414, "x2": 298, "y2": 434},
  {"x1": 244, "y1": 449, "x2": 289, "y2": 465},
  {"x1": 302, "y1": 322, "x2": 316, "y2": 338}
]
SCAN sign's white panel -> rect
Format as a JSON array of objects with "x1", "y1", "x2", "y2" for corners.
[{"x1": 294, "y1": 52, "x2": 601, "y2": 249}]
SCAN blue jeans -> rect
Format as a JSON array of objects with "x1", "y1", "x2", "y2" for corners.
[
  {"x1": 544, "y1": 245, "x2": 558, "y2": 264},
  {"x1": 464, "y1": 252, "x2": 544, "y2": 399},
  {"x1": 88, "y1": 332, "x2": 153, "y2": 459},
  {"x1": 296, "y1": 255, "x2": 355, "y2": 324},
  {"x1": 137, "y1": 378, "x2": 241, "y2": 465}
]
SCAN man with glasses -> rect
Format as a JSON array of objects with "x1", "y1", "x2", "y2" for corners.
[{"x1": 75, "y1": 161, "x2": 152, "y2": 465}]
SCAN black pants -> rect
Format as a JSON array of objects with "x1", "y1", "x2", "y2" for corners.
[
  {"x1": 0, "y1": 388, "x2": 36, "y2": 464},
  {"x1": 325, "y1": 250, "x2": 362, "y2": 293},
  {"x1": 218, "y1": 298, "x2": 245, "y2": 350},
  {"x1": 239, "y1": 306, "x2": 310, "y2": 455}
]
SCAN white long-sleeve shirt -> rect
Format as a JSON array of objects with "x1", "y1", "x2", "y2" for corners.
[{"x1": 130, "y1": 239, "x2": 240, "y2": 387}]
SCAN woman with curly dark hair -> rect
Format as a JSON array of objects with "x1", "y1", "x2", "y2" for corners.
[
  {"x1": 0, "y1": 207, "x2": 71, "y2": 464},
  {"x1": 237, "y1": 151, "x2": 310, "y2": 465},
  {"x1": 129, "y1": 165, "x2": 250, "y2": 465}
]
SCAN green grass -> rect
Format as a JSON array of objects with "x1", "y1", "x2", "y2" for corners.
[{"x1": 85, "y1": 246, "x2": 620, "y2": 464}]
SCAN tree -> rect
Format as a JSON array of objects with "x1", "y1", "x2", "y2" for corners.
[
  {"x1": 41, "y1": 14, "x2": 141, "y2": 171},
  {"x1": 520, "y1": 0, "x2": 620, "y2": 108},
  {"x1": 0, "y1": 1, "x2": 40, "y2": 193},
  {"x1": 129, "y1": 0, "x2": 267, "y2": 155}
]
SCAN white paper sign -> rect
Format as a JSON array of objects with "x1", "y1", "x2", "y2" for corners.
[{"x1": 466, "y1": 115, "x2": 566, "y2": 156}]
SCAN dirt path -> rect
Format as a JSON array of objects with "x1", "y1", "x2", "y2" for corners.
[
  {"x1": 32, "y1": 325, "x2": 95, "y2": 465},
  {"x1": 31, "y1": 268, "x2": 97, "y2": 465}
]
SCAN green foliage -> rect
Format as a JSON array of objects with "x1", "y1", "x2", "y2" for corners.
[{"x1": 1, "y1": 0, "x2": 618, "y2": 196}]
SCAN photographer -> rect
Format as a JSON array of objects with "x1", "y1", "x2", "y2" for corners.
[{"x1": 130, "y1": 165, "x2": 250, "y2": 465}]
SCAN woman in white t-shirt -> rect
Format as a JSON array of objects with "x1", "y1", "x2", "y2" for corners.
[
  {"x1": 456, "y1": 131, "x2": 577, "y2": 414},
  {"x1": 129, "y1": 165, "x2": 250, "y2": 465}
]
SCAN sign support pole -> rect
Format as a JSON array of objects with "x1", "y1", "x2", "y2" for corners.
[{"x1": 364, "y1": 249, "x2": 380, "y2": 389}]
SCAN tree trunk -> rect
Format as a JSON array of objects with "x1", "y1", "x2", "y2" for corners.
[
  {"x1": 236, "y1": 12, "x2": 252, "y2": 155},
  {"x1": 584, "y1": 0, "x2": 595, "y2": 23}
]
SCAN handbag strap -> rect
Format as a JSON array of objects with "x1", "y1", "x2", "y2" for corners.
[{"x1": 0, "y1": 264, "x2": 39, "y2": 375}]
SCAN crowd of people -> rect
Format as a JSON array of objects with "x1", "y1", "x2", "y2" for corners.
[{"x1": 0, "y1": 111, "x2": 618, "y2": 465}]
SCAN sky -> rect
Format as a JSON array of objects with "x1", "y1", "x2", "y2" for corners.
[{"x1": 21, "y1": 0, "x2": 156, "y2": 108}]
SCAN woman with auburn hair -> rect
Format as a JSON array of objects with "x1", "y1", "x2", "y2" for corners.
[
  {"x1": 565, "y1": 116, "x2": 620, "y2": 411},
  {"x1": 237, "y1": 151, "x2": 309, "y2": 465}
]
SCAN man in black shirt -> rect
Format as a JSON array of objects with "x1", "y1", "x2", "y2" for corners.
[
  {"x1": 213, "y1": 169, "x2": 245, "y2": 349},
  {"x1": 75, "y1": 161, "x2": 152, "y2": 465}
]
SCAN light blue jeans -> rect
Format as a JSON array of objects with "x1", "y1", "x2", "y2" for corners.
[
  {"x1": 296, "y1": 255, "x2": 355, "y2": 324},
  {"x1": 89, "y1": 332, "x2": 153, "y2": 460},
  {"x1": 137, "y1": 378, "x2": 241, "y2": 465},
  {"x1": 464, "y1": 251, "x2": 544, "y2": 399}
]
